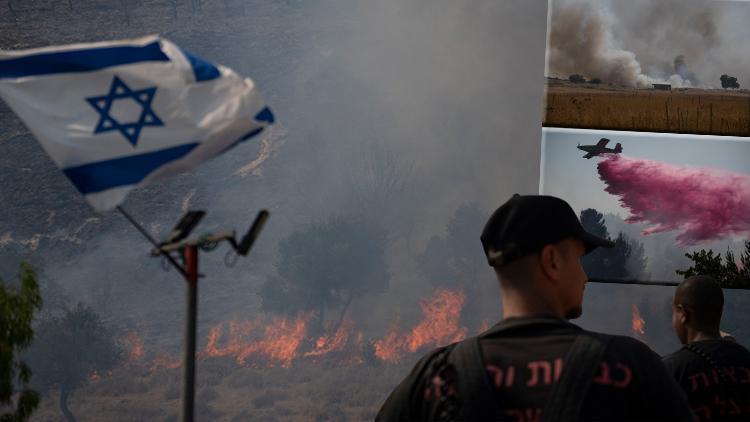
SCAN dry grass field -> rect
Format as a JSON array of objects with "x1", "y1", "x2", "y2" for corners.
[
  {"x1": 30, "y1": 358, "x2": 411, "y2": 422},
  {"x1": 543, "y1": 78, "x2": 750, "y2": 136}
]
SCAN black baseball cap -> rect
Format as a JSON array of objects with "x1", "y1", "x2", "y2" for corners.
[{"x1": 480, "y1": 194, "x2": 615, "y2": 267}]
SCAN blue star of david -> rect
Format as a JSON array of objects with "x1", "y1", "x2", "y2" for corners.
[{"x1": 85, "y1": 76, "x2": 164, "y2": 147}]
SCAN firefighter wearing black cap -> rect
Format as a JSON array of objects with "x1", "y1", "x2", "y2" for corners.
[{"x1": 376, "y1": 195, "x2": 694, "y2": 422}]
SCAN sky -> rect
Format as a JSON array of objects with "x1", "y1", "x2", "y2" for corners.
[
  {"x1": 541, "y1": 127, "x2": 750, "y2": 214},
  {"x1": 541, "y1": 127, "x2": 750, "y2": 261}
]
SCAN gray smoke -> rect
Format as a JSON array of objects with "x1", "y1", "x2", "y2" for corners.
[
  {"x1": 547, "y1": 0, "x2": 750, "y2": 88},
  {"x1": 547, "y1": 0, "x2": 653, "y2": 87},
  {"x1": 0, "y1": 0, "x2": 549, "y2": 342},
  {"x1": 673, "y1": 55, "x2": 699, "y2": 86}
]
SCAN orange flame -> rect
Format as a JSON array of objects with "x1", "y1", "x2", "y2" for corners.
[
  {"x1": 123, "y1": 288, "x2": 471, "y2": 369},
  {"x1": 150, "y1": 351, "x2": 181, "y2": 371},
  {"x1": 304, "y1": 319, "x2": 354, "y2": 357},
  {"x1": 122, "y1": 331, "x2": 145, "y2": 364},
  {"x1": 374, "y1": 289, "x2": 467, "y2": 363},
  {"x1": 204, "y1": 313, "x2": 312, "y2": 368},
  {"x1": 632, "y1": 304, "x2": 646, "y2": 339}
]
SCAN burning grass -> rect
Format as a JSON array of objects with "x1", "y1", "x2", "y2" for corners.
[
  {"x1": 30, "y1": 288, "x2": 469, "y2": 420},
  {"x1": 29, "y1": 288, "x2": 668, "y2": 421},
  {"x1": 543, "y1": 79, "x2": 750, "y2": 136}
]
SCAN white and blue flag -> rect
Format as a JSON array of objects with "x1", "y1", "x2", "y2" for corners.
[{"x1": 0, "y1": 35, "x2": 274, "y2": 211}]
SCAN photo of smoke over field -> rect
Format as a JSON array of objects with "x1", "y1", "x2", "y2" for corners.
[
  {"x1": 544, "y1": 0, "x2": 750, "y2": 135},
  {"x1": 547, "y1": 0, "x2": 749, "y2": 88},
  {"x1": 0, "y1": 1, "x2": 550, "y2": 420}
]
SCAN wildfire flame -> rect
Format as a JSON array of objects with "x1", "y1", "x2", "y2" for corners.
[
  {"x1": 375, "y1": 289, "x2": 467, "y2": 363},
  {"x1": 150, "y1": 351, "x2": 182, "y2": 371},
  {"x1": 123, "y1": 331, "x2": 145, "y2": 364},
  {"x1": 127, "y1": 288, "x2": 469, "y2": 370},
  {"x1": 631, "y1": 304, "x2": 646, "y2": 339},
  {"x1": 205, "y1": 313, "x2": 312, "y2": 368},
  {"x1": 304, "y1": 319, "x2": 355, "y2": 358}
]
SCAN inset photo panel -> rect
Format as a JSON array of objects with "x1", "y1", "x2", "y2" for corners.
[
  {"x1": 543, "y1": 0, "x2": 750, "y2": 136},
  {"x1": 541, "y1": 127, "x2": 750, "y2": 284}
]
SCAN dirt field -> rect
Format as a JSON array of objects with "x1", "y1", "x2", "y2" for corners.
[{"x1": 543, "y1": 78, "x2": 750, "y2": 136}]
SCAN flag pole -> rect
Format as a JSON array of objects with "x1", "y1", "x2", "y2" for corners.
[{"x1": 116, "y1": 205, "x2": 197, "y2": 421}]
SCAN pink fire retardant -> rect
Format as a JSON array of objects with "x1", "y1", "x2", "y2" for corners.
[{"x1": 597, "y1": 155, "x2": 750, "y2": 245}]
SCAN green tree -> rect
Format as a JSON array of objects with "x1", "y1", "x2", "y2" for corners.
[
  {"x1": 24, "y1": 305, "x2": 122, "y2": 422},
  {"x1": 626, "y1": 240, "x2": 649, "y2": 280},
  {"x1": 416, "y1": 203, "x2": 486, "y2": 288},
  {"x1": 579, "y1": 209, "x2": 647, "y2": 280},
  {"x1": 720, "y1": 74, "x2": 740, "y2": 89},
  {"x1": 580, "y1": 208, "x2": 608, "y2": 239},
  {"x1": 569, "y1": 74, "x2": 586, "y2": 83},
  {"x1": 258, "y1": 215, "x2": 389, "y2": 336},
  {"x1": 0, "y1": 263, "x2": 42, "y2": 422},
  {"x1": 676, "y1": 241, "x2": 750, "y2": 288},
  {"x1": 415, "y1": 203, "x2": 501, "y2": 329}
]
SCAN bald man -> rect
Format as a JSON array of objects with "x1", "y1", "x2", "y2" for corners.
[{"x1": 663, "y1": 275, "x2": 750, "y2": 422}]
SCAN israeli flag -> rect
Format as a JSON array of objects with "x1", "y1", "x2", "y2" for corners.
[{"x1": 0, "y1": 35, "x2": 274, "y2": 211}]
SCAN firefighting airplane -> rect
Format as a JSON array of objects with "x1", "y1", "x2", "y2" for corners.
[{"x1": 577, "y1": 138, "x2": 623, "y2": 159}]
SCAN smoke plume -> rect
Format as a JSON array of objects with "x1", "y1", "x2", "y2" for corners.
[
  {"x1": 597, "y1": 155, "x2": 750, "y2": 245},
  {"x1": 547, "y1": 1, "x2": 652, "y2": 87},
  {"x1": 547, "y1": 0, "x2": 748, "y2": 88},
  {"x1": 673, "y1": 55, "x2": 698, "y2": 86}
]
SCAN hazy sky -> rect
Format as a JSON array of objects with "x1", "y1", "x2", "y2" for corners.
[
  {"x1": 541, "y1": 127, "x2": 750, "y2": 210},
  {"x1": 541, "y1": 126, "x2": 750, "y2": 228},
  {"x1": 0, "y1": 0, "x2": 550, "y2": 340}
]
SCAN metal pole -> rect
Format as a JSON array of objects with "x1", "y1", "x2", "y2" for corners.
[
  {"x1": 116, "y1": 206, "x2": 188, "y2": 278},
  {"x1": 182, "y1": 245, "x2": 199, "y2": 422}
]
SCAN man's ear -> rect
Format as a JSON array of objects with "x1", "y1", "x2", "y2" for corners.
[
  {"x1": 539, "y1": 244, "x2": 561, "y2": 282},
  {"x1": 677, "y1": 304, "x2": 689, "y2": 325}
]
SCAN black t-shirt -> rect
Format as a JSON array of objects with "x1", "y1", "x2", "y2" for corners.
[
  {"x1": 663, "y1": 339, "x2": 750, "y2": 422},
  {"x1": 376, "y1": 316, "x2": 694, "y2": 421}
]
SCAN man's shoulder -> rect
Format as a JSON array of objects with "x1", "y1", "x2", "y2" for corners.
[
  {"x1": 584, "y1": 330, "x2": 656, "y2": 354},
  {"x1": 690, "y1": 339, "x2": 750, "y2": 364},
  {"x1": 581, "y1": 330, "x2": 667, "y2": 367},
  {"x1": 411, "y1": 343, "x2": 456, "y2": 374},
  {"x1": 717, "y1": 338, "x2": 750, "y2": 356},
  {"x1": 374, "y1": 343, "x2": 459, "y2": 422},
  {"x1": 662, "y1": 346, "x2": 689, "y2": 363},
  {"x1": 661, "y1": 346, "x2": 693, "y2": 372}
]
